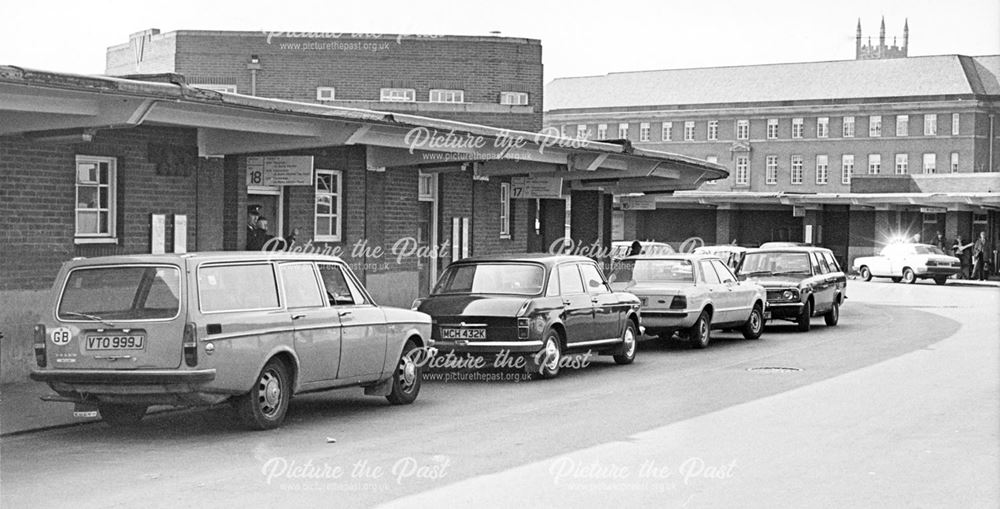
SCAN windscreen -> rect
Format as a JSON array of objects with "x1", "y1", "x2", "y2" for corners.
[{"x1": 740, "y1": 252, "x2": 813, "y2": 277}]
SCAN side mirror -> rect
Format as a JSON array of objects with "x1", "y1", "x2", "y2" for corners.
[
  {"x1": 738, "y1": 274, "x2": 747, "y2": 281},
  {"x1": 608, "y1": 274, "x2": 617, "y2": 283}
]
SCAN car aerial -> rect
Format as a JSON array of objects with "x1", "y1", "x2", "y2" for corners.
[
  {"x1": 30, "y1": 252, "x2": 431, "y2": 430},
  {"x1": 610, "y1": 240, "x2": 675, "y2": 260},
  {"x1": 736, "y1": 246, "x2": 846, "y2": 332},
  {"x1": 609, "y1": 254, "x2": 767, "y2": 348},
  {"x1": 413, "y1": 254, "x2": 641, "y2": 379},
  {"x1": 852, "y1": 242, "x2": 961, "y2": 285},
  {"x1": 693, "y1": 245, "x2": 749, "y2": 270}
]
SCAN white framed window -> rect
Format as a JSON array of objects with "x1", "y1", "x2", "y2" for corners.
[
  {"x1": 923, "y1": 153, "x2": 936, "y2": 174},
  {"x1": 597, "y1": 124, "x2": 608, "y2": 139},
  {"x1": 560, "y1": 125, "x2": 568, "y2": 137},
  {"x1": 817, "y1": 117, "x2": 829, "y2": 138},
  {"x1": 736, "y1": 119, "x2": 749, "y2": 140},
  {"x1": 618, "y1": 123, "x2": 629, "y2": 139},
  {"x1": 951, "y1": 113, "x2": 960, "y2": 135},
  {"x1": 895, "y1": 153, "x2": 909, "y2": 174},
  {"x1": 924, "y1": 114, "x2": 937, "y2": 135},
  {"x1": 816, "y1": 155, "x2": 829, "y2": 184},
  {"x1": 896, "y1": 115, "x2": 908, "y2": 136},
  {"x1": 314, "y1": 169, "x2": 343, "y2": 241},
  {"x1": 499, "y1": 182, "x2": 511, "y2": 238},
  {"x1": 790, "y1": 156, "x2": 803, "y2": 184},
  {"x1": 191, "y1": 84, "x2": 237, "y2": 93},
  {"x1": 75, "y1": 155, "x2": 116, "y2": 240},
  {"x1": 704, "y1": 156, "x2": 718, "y2": 184},
  {"x1": 418, "y1": 173, "x2": 435, "y2": 200},
  {"x1": 380, "y1": 88, "x2": 416, "y2": 102},
  {"x1": 869, "y1": 115, "x2": 882, "y2": 137},
  {"x1": 767, "y1": 118, "x2": 779, "y2": 139},
  {"x1": 499, "y1": 91, "x2": 528, "y2": 105},
  {"x1": 707, "y1": 120, "x2": 719, "y2": 141},
  {"x1": 639, "y1": 122, "x2": 650, "y2": 142},
  {"x1": 316, "y1": 87, "x2": 336, "y2": 101},
  {"x1": 429, "y1": 89, "x2": 464, "y2": 103},
  {"x1": 868, "y1": 154, "x2": 881, "y2": 175},
  {"x1": 841, "y1": 154, "x2": 854, "y2": 184},
  {"x1": 576, "y1": 124, "x2": 589, "y2": 139},
  {"x1": 843, "y1": 116, "x2": 855, "y2": 137},
  {"x1": 735, "y1": 156, "x2": 749, "y2": 185},
  {"x1": 792, "y1": 118, "x2": 804, "y2": 139},
  {"x1": 684, "y1": 121, "x2": 695, "y2": 141},
  {"x1": 662, "y1": 122, "x2": 673, "y2": 141},
  {"x1": 765, "y1": 155, "x2": 778, "y2": 185},
  {"x1": 951, "y1": 152, "x2": 959, "y2": 172}
]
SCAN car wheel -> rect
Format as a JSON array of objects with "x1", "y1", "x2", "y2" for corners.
[
  {"x1": 891, "y1": 277, "x2": 902, "y2": 283},
  {"x1": 859, "y1": 266, "x2": 872, "y2": 281},
  {"x1": 235, "y1": 358, "x2": 291, "y2": 430},
  {"x1": 98, "y1": 404, "x2": 147, "y2": 428},
  {"x1": 933, "y1": 277, "x2": 948, "y2": 286},
  {"x1": 902, "y1": 268, "x2": 916, "y2": 284},
  {"x1": 741, "y1": 304, "x2": 764, "y2": 340},
  {"x1": 688, "y1": 311, "x2": 711, "y2": 349},
  {"x1": 535, "y1": 330, "x2": 562, "y2": 379},
  {"x1": 613, "y1": 321, "x2": 638, "y2": 365},
  {"x1": 824, "y1": 300, "x2": 840, "y2": 326},
  {"x1": 386, "y1": 340, "x2": 422, "y2": 405},
  {"x1": 796, "y1": 300, "x2": 812, "y2": 332}
]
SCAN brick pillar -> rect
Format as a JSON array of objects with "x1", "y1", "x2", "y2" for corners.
[
  {"x1": 570, "y1": 190, "x2": 612, "y2": 258},
  {"x1": 716, "y1": 207, "x2": 734, "y2": 245},
  {"x1": 848, "y1": 207, "x2": 876, "y2": 270},
  {"x1": 222, "y1": 155, "x2": 247, "y2": 251},
  {"x1": 196, "y1": 156, "x2": 225, "y2": 251},
  {"x1": 803, "y1": 208, "x2": 822, "y2": 244}
]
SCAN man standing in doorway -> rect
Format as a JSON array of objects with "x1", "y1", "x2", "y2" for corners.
[
  {"x1": 972, "y1": 231, "x2": 988, "y2": 281},
  {"x1": 247, "y1": 205, "x2": 261, "y2": 251}
]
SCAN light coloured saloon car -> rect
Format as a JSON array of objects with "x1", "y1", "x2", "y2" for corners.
[
  {"x1": 31, "y1": 252, "x2": 431, "y2": 430},
  {"x1": 852, "y1": 243, "x2": 961, "y2": 285},
  {"x1": 609, "y1": 254, "x2": 767, "y2": 348}
]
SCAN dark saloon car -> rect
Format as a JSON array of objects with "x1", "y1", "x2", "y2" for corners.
[
  {"x1": 413, "y1": 255, "x2": 641, "y2": 378},
  {"x1": 736, "y1": 247, "x2": 847, "y2": 332}
]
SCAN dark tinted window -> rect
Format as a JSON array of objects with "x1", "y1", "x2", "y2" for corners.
[{"x1": 199, "y1": 264, "x2": 280, "y2": 312}]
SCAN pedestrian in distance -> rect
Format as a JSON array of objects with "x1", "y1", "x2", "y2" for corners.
[
  {"x1": 972, "y1": 231, "x2": 988, "y2": 281},
  {"x1": 246, "y1": 205, "x2": 261, "y2": 251},
  {"x1": 952, "y1": 236, "x2": 973, "y2": 279},
  {"x1": 934, "y1": 231, "x2": 946, "y2": 250}
]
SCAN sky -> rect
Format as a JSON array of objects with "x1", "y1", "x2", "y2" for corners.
[{"x1": 1, "y1": 0, "x2": 998, "y2": 82}]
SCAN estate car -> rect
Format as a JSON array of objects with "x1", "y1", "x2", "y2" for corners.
[
  {"x1": 413, "y1": 255, "x2": 641, "y2": 378},
  {"x1": 609, "y1": 254, "x2": 767, "y2": 348},
  {"x1": 736, "y1": 247, "x2": 847, "y2": 332},
  {"x1": 31, "y1": 252, "x2": 431, "y2": 430}
]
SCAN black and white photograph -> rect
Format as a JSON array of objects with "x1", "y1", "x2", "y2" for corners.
[{"x1": 1, "y1": 0, "x2": 998, "y2": 507}]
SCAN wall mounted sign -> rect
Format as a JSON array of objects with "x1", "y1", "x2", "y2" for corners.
[
  {"x1": 246, "y1": 156, "x2": 314, "y2": 186},
  {"x1": 511, "y1": 176, "x2": 563, "y2": 199},
  {"x1": 151, "y1": 214, "x2": 166, "y2": 254},
  {"x1": 620, "y1": 195, "x2": 656, "y2": 210},
  {"x1": 173, "y1": 214, "x2": 188, "y2": 253}
]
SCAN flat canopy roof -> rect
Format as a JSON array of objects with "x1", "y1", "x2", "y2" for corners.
[
  {"x1": 0, "y1": 65, "x2": 727, "y2": 194},
  {"x1": 659, "y1": 190, "x2": 1000, "y2": 210}
]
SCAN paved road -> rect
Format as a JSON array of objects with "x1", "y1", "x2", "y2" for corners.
[{"x1": 1, "y1": 282, "x2": 997, "y2": 508}]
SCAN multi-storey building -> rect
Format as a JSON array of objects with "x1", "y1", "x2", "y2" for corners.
[{"x1": 545, "y1": 54, "x2": 1000, "y2": 268}]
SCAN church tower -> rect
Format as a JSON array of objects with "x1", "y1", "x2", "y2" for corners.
[{"x1": 856, "y1": 18, "x2": 909, "y2": 60}]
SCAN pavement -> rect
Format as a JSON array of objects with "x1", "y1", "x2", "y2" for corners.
[{"x1": 1, "y1": 277, "x2": 998, "y2": 437}]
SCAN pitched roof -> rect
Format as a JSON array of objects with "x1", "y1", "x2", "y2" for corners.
[{"x1": 546, "y1": 55, "x2": 1000, "y2": 111}]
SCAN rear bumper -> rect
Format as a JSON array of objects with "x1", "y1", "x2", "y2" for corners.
[
  {"x1": 30, "y1": 369, "x2": 216, "y2": 385},
  {"x1": 915, "y1": 267, "x2": 961, "y2": 277},
  {"x1": 428, "y1": 339, "x2": 543, "y2": 353},
  {"x1": 640, "y1": 310, "x2": 699, "y2": 330}
]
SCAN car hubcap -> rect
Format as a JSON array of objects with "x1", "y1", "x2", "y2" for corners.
[
  {"x1": 623, "y1": 328, "x2": 636, "y2": 356},
  {"x1": 399, "y1": 354, "x2": 417, "y2": 392},
  {"x1": 699, "y1": 320, "x2": 708, "y2": 341},
  {"x1": 751, "y1": 311, "x2": 761, "y2": 332},
  {"x1": 260, "y1": 371, "x2": 281, "y2": 415},
  {"x1": 544, "y1": 338, "x2": 560, "y2": 370}
]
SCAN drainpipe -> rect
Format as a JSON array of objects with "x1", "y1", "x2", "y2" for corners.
[
  {"x1": 247, "y1": 55, "x2": 261, "y2": 96},
  {"x1": 989, "y1": 114, "x2": 995, "y2": 173}
]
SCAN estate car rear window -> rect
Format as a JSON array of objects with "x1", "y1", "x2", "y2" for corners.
[
  {"x1": 433, "y1": 263, "x2": 545, "y2": 295},
  {"x1": 58, "y1": 266, "x2": 181, "y2": 321},
  {"x1": 199, "y1": 264, "x2": 280, "y2": 312}
]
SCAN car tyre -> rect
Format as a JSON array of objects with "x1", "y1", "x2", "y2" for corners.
[
  {"x1": 688, "y1": 311, "x2": 711, "y2": 349},
  {"x1": 613, "y1": 321, "x2": 638, "y2": 365},
  {"x1": 534, "y1": 330, "x2": 563, "y2": 379},
  {"x1": 859, "y1": 266, "x2": 872, "y2": 281},
  {"x1": 235, "y1": 358, "x2": 291, "y2": 430},
  {"x1": 741, "y1": 304, "x2": 764, "y2": 340},
  {"x1": 98, "y1": 404, "x2": 147, "y2": 428},
  {"x1": 933, "y1": 277, "x2": 948, "y2": 286},
  {"x1": 796, "y1": 300, "x2": 812, "y2": 332},
  {"x1": 824, "y1": 300, "x2": 840, "y2": 326},
  {"x1": 902, "y1": 268, "x2": 916, "y2": 284},
  {"x1": 386, "y1": 340, "x2": 421, "y2": 405}
]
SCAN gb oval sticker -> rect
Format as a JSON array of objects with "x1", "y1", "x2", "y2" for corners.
[{"x1": 50, "y1": 327, "x2": 73, "y2": 346}]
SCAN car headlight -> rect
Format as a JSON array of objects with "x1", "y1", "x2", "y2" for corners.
[{"x1": 782, "y1": 290, "x2": 794, "y2": 300}]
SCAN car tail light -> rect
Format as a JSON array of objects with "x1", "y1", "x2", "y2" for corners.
[
  {"x1": 669, "y1": 296, "x2": 687, "y2": 309},
  {"x1": 517, "y1": 318, "x2": 530, "y2": 339},
  {"x1": 33, "y1": 324, "x2": 46, "y2": 367},
  {"x1": 183, "y1": 322, "x2": 198, "y2": 367}
]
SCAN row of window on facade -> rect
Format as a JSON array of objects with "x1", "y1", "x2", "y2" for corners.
[
  {"x1": 192, "y1": 84, "x2": 529, "y2": 105},
  {"x1": 74, "y1": 155, "x2": 513, "y2": 242},
  {"x1": 565, "y1": 114, "x2": 962, "y2": 142},
  {"x1": 701, "y1": 152, "x2": 963, "y2": 187}
]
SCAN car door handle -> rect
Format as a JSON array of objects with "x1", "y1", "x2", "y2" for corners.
[
  {"x1": 291, "y1": 314, "x2": 306, "y2": 320},
  {"x1": 563, "y1": 300, "x2": 573, "y2": 306},
  {"x1": 591, "y1": 297, "x2": 600, "y2": 304},
  {"x1": 339, "y1": 310, "x2": 352, "y2": 318}
]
